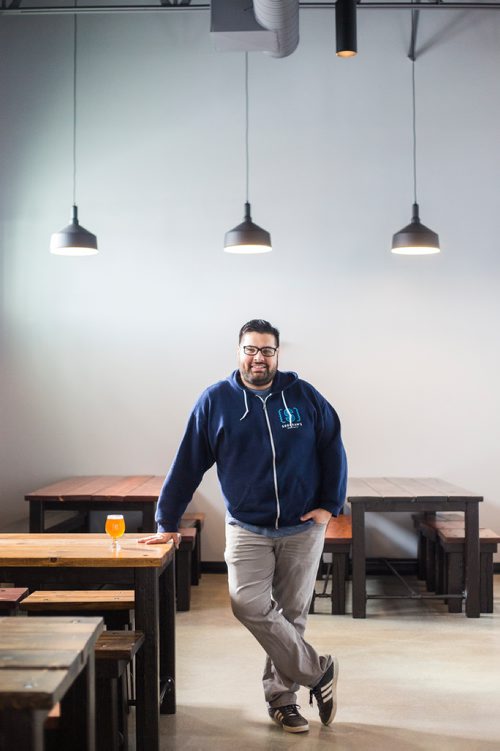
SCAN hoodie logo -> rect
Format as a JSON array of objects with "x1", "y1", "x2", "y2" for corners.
[{"x1": 278, "y1": 407, "x2": 302, "y2": 429}]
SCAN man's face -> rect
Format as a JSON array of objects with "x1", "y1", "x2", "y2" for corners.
[{"x1": 238, "y1": 332, "x2": 279, "y2": 390}]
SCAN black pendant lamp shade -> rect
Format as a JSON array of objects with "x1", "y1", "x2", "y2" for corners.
[
  {"x1": 336, "y1": 0, "x2": 357, "y2": 58},
  {"x1": 391, "y1": 203, "x2": 439, "y2": 255},
  {"x1": 392, "y1": 39, "x2": 440, "y2": 256},
  {"x1": 50, "y1": 14, "x2": 98, "y2": 257},
  {"x1": 224, "y1": 202, "x2": 272, "y2": 254},
  {"x1": 224, "y1": 53, "x2": 272, "y2": 254},
  {"x1": 50, "y1": 204, "x2": 98, "y2": 256}
]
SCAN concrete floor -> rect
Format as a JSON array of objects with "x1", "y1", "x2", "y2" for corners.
[{"x1": 148, "y1": 573, "x2": 500, "y2": 751}]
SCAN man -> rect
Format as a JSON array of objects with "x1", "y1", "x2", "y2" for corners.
[{"x1": 140, "y1": 319, "x2": 347, "y2": 734}]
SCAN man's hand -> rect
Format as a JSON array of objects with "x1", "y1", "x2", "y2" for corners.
[
  {"x1": 300, "y1": 508, "x2": 332, "y2": 525},
  {"x1": 138, "y1": 532, "x2": 181, "y2": 549}
]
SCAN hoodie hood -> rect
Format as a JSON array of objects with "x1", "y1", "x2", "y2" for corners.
[{"x1": 229, "y1": 370, "x2": 299, "y2": 424}]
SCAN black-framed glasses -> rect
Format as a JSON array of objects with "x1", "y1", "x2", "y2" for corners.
[{"x1": 241, "y1": 345, "x2": 278, "y2": 357}]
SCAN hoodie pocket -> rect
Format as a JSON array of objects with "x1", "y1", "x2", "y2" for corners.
[{"x1": 228, "y1": 483, "x2": 276, "y2": 513}]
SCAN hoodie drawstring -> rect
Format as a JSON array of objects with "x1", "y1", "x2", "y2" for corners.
[
  {"x1": 281, "y1": 391, "x2": 293, "y2": 426},
  {"x1": 240, "y1": 389, "x2": 249, "y2": 421}
]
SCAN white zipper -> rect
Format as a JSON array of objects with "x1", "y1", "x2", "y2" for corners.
[{"x1": 258, "y1": 394, "x2": 281, "y2": 529}]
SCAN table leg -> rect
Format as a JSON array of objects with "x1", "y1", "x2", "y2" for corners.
[
  {"x1": 135, "y1": 569, "x2": 160, "y2": 751},
  {"x1": 29, "y1": 502, "x2": 44, "y2": 533},
  {"x1": 351, "y1": 504, "x2": 366, "y2": 618},
  {"x1": 332, "y1": 552, "x2": 347, "y2": 615},
  {"x1": 464, "y1": 501, "x2": 480, "y2": 618},
  {"x1": 176, "y1": 545, "x2": 192, "y2": 612},
  {"x1": 59, "y1": 655, "x2": 96, "y2": 751},
  {"x1": 160, "y1": 557, "x2": 176, "y2": 714},
  {"x1": 0, "y1": 709, "x2": 45, "y2": 751},
  {"x1": 192, "y1": 521, "x2": 202, "y2": 585}
]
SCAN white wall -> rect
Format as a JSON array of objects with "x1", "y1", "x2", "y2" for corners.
[{"x1": 1, "y1": 9, "x2": 499, "y2": 560}]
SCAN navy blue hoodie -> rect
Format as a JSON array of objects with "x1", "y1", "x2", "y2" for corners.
[{"x1": 156, "y1": 370, "x2": 347, "y2": 533}]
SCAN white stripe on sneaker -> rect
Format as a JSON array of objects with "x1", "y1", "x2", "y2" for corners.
[{"x1": 321, "y1": 682, "x2": 333, "y2": 698}]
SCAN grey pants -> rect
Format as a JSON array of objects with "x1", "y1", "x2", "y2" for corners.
[{"x1": 224, "y1": 521, "x2": 329, "y2": 708}]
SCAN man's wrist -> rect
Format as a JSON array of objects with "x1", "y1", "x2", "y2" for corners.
[{"x1": 157, "y1": 525, "x2": 178, "y2": 534}]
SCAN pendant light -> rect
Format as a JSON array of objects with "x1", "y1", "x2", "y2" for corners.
[
  {"x1": 224, "y1": 53, "x2": 272, "y2": 254},
  {"x1": 336, "y1": 0, "x2": 357, "y2": 58},
  {"x1": 50, "y1": 10, "x2": 98, "y2": 256},
  {"x1": 392, "y1": 50, "x2": 440, "y2": 255}
]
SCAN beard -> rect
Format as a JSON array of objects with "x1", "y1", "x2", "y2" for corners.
[{"x1": 240, "y1": 362, "x2": 277, "y2": 388}]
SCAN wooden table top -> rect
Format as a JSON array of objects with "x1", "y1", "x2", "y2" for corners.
[
  {"x1": 346, "y1": 477, "x2": 482, "y2": 502},
  {"x1": 0, "y1": 534, "x2": 174, "y2": 568},
  {"x1": 25, "y1": 475, "x2": 164, "y2": 503},
  {"x1": 0, "y1": 616, "x2": 103, "y2": 656},
  {"x1": 0, "y1": 616, "x2": 103, "y2": 709}
]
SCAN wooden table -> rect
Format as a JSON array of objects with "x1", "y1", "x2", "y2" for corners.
[
  {"x1": 0, "y1": 534, "x2": 175, "y2": 751},
  {"x1": 0, "y1": 615, "x2": 103, "y2": 751},
  {"x1": 347, "y1": 478, "x2": 483, "y2": 618},
  {"x1": 26, "y1": 476, "x2": 163, "y2": 533}
]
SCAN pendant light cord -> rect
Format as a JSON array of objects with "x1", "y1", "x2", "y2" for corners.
[
  {"x1": 411, "y1": 57, "x2": 417, "y2": 206},
  {"x1": 245, "y1": 52, "x2": 249, "y2": 205},
  {"x1": 73, "y1": 4, "x2": 78, "y2": 207}
]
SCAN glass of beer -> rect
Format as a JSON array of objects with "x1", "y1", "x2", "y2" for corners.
[{"x1": 105, "y1": 514, "x2": 125, "y2": 550}]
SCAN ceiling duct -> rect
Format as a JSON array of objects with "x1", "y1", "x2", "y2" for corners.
[
  {"x1": 210, "y1": 0, "x2": 299, "y2": 58},
  {"x1": 253, "y1": 0, "x2": 299, "y2": 58},
  {"x1": 211, "y1": 0, "x2": 279, "y2": 54}
]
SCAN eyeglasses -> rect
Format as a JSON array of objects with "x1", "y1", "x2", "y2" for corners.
[{"x1": 241, "y1": 345, "x2": 278, "y2": 357}]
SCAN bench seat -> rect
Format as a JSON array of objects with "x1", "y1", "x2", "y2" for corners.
[
  {"x1": 0, "y1": 587, "x2": 28, "y2": 615},
  {"x1": 20, "y1": 590, "x2": 135, "y2": 630},
  {"x1": 413, "y1": 515, "x2": 499, "y2": 613},
  {"x1": 436, "y1": 526, "x2": 500, "y2": 613},
  {"x1": 96, "y1": 630, "x2": 144, "y2": 751},
  {"x1": 310, "y1": 515, "x2": 352, "y2": 615}
]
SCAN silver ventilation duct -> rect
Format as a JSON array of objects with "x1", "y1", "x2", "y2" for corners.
[
  {"x1": 210, "y1": 0, "x2": 299, "y2": 59},
  {"x1": 253, "y1": 0, "x2": 299, "y2": 58}
]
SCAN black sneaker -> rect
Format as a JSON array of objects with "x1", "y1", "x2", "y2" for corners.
[
  {"x1": 309, "y1": 656, "x2": 338, "y2": 726},
  {"x1": 268, "y1": 704, "x2": 309, "y2": 733}
]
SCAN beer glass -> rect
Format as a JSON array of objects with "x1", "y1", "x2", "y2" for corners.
[{"x1": 105, "y1": 514, "x2": 125, "y2": 550}]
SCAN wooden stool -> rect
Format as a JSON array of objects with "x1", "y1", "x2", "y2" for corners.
[
  {"x1": 310, "y1": 516, "x2": 352, "y2": 615},
  {"x1": 0, "y1": 587, "x2": 28, "y2": 615}
]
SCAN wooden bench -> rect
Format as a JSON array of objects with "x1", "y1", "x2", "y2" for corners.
[
  {"x1": 95, "y1": 631, "x2": 144, "y2": 751},
  {"x1": 21, "y1": 544, "x2": 195, "y2": 618},
  {"x1": 413, "y1": 515, "x2": 499, "y2": 613},
  {"x1": 180, "y1": 511, "x2": 205, "y2": 585},
  {"x1": 412, "y1": 513, "x2": 463, "y2": 591},
  {"x1": 20, "y1": 590, "x2": 135, "y2": 630},
  {"x1": 437, "y1": 526, "x2": 500, "y2": 613},
  {"x1": 176, "y1": 527, "x2": 197, "y2": 612},
  {"x1": 0, "y1": 587, "x2": 28, "y2": 615},
  {"x1": 310, "y1": 515, "x2": 352, "y2": 615}
]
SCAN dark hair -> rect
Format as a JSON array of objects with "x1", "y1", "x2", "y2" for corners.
[{"x1": 238, "y1": 319, "x2": 280, "y2": 347}]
